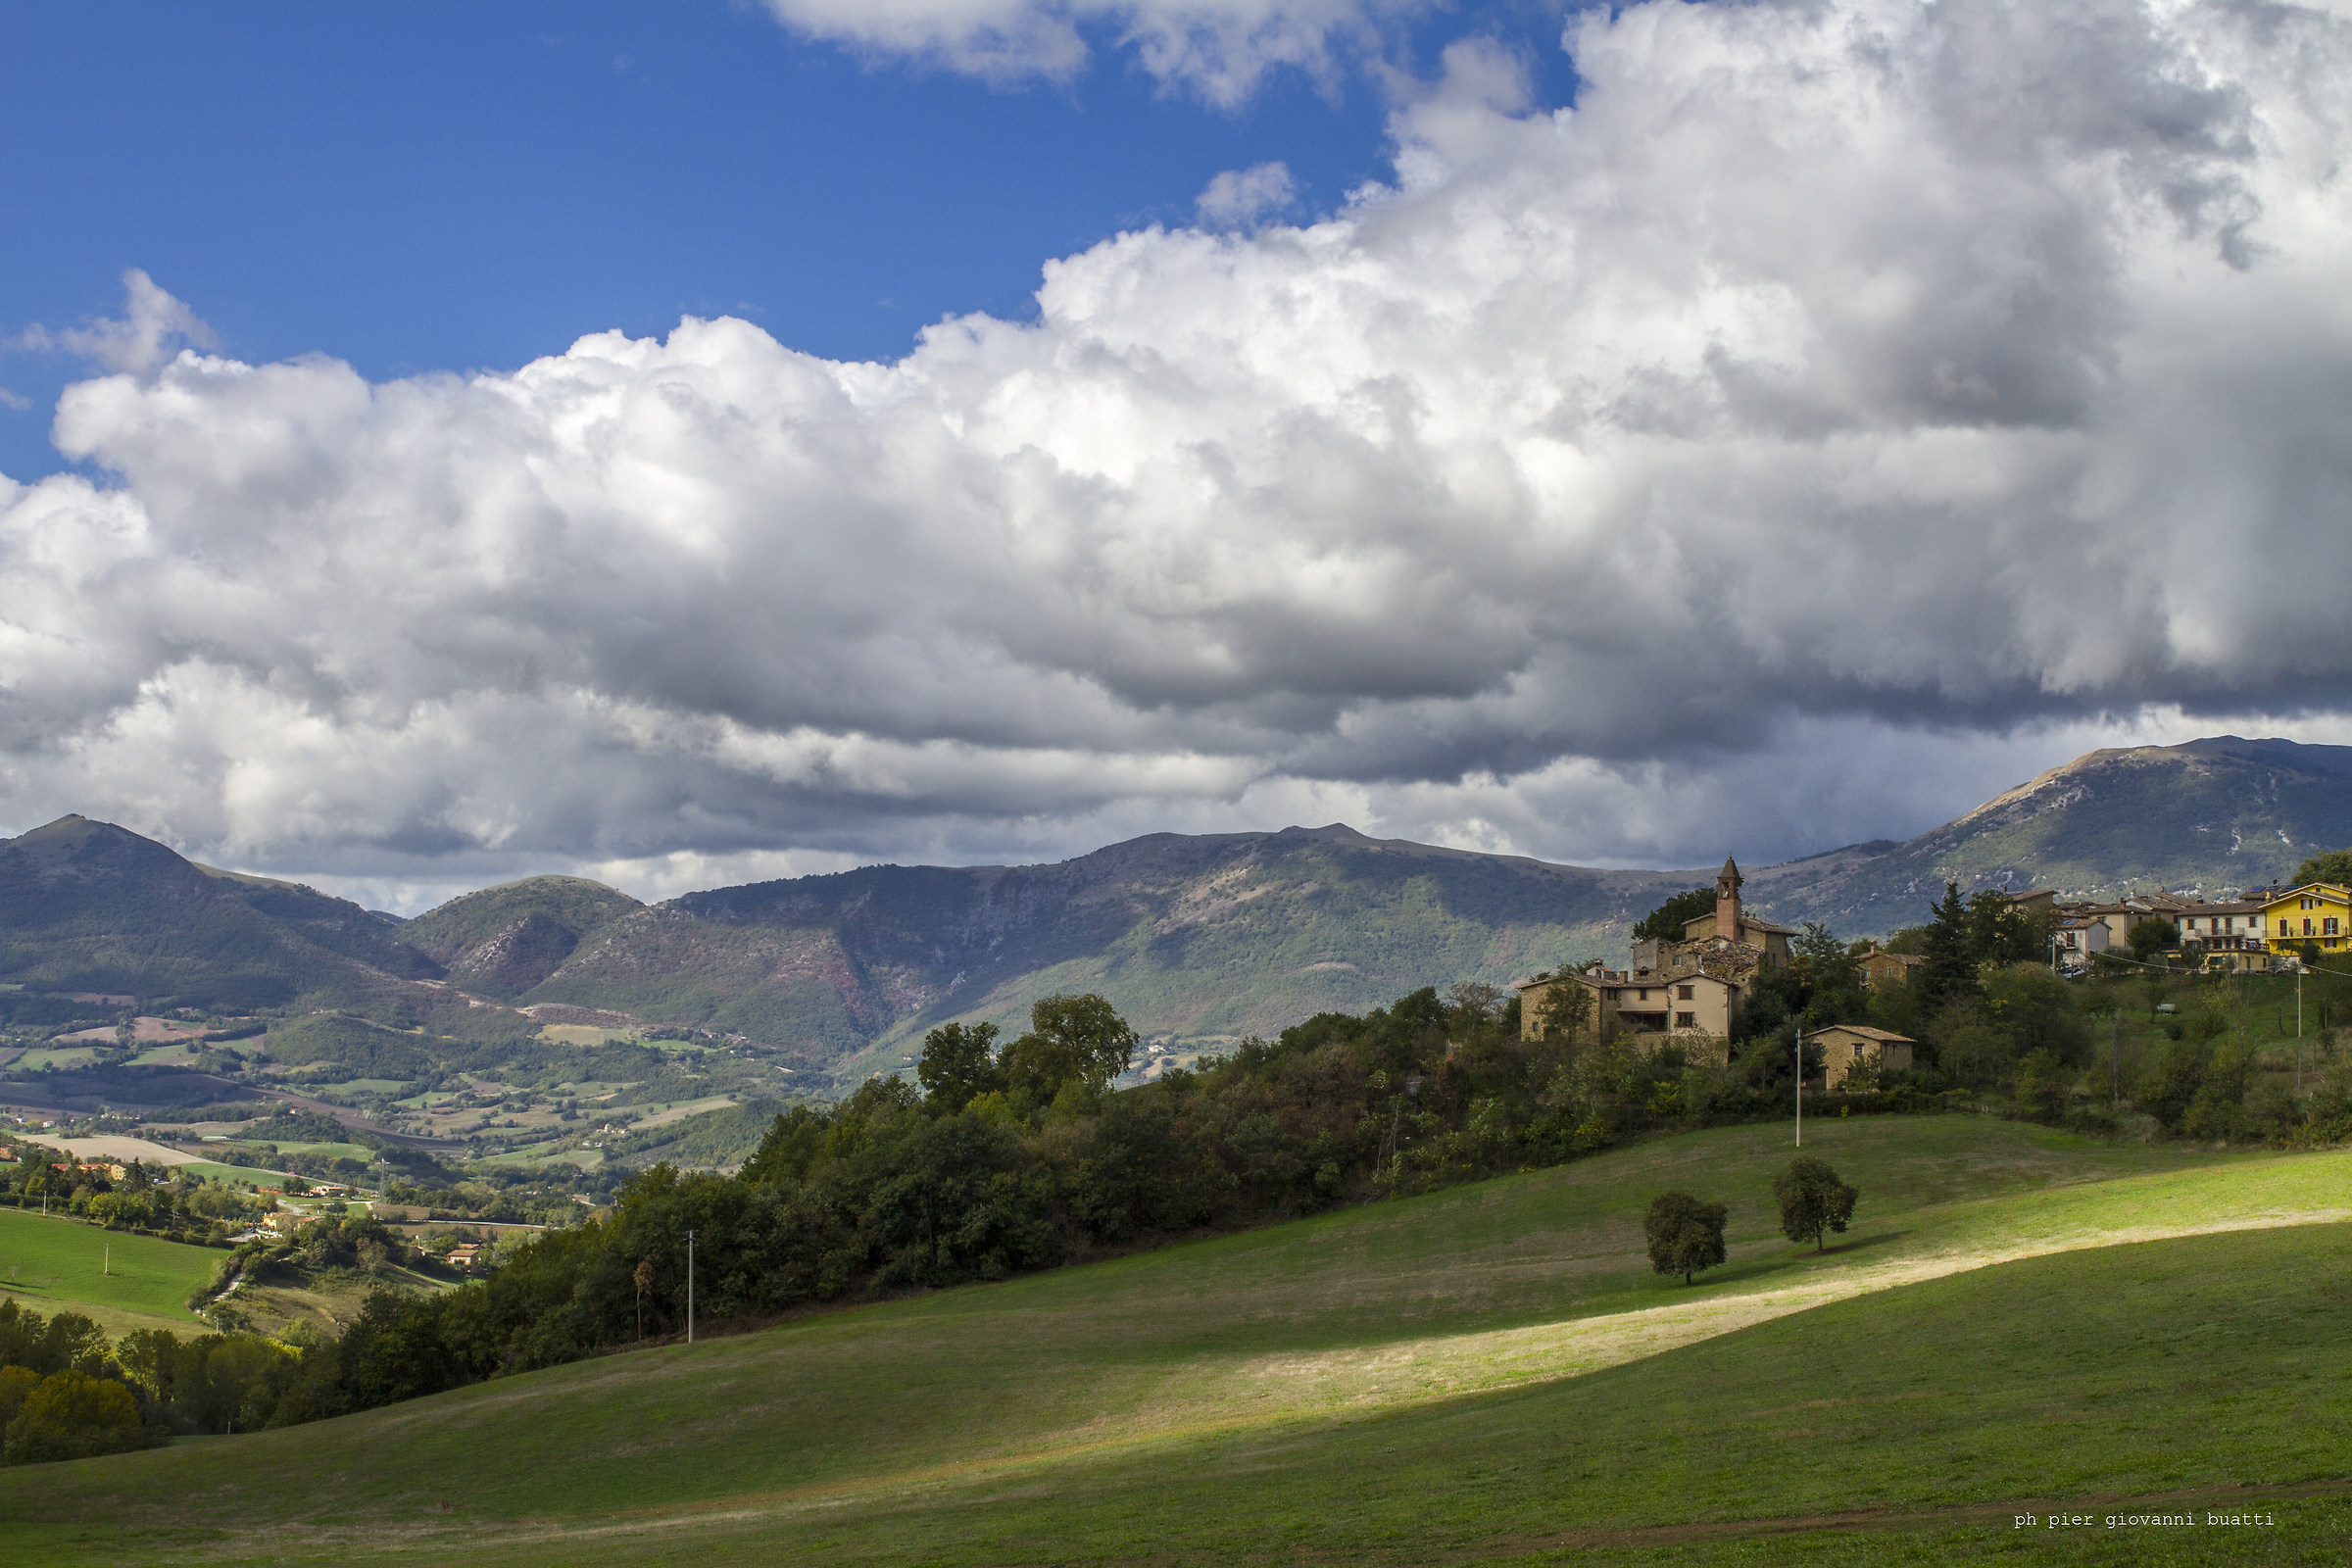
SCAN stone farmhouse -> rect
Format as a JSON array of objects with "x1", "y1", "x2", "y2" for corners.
[{"x1": 1808, "y1": 1024, "x2": 1916, "y2": 1090}]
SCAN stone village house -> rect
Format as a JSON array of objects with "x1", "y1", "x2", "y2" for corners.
[{"x1": 1513, "y1": 858, "x2": 1790, "y2": 1065}]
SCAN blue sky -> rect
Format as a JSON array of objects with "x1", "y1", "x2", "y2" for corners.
[
  {"x1": 0, "y1": 1, "x2": 1579, "y2": 481},
  {"x1": 0, "y1": 0, "x2": 2346, "y2": 907}
]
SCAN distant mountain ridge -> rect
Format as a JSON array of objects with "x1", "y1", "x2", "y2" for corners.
[
  {"x1": 0, "y1": 814, "x2": 443, "y2": 1012},
  {"x1": 6, "y1": 736, "x2": 2350, "y2": 1076},
  {"x1": 1740, "y1": 736, "x2": 2352, "y2": 934},
  {"x1": 514, "y1": 825, "x2": 1696, "y2": 1076}
]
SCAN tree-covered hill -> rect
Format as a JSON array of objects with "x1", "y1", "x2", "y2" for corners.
[
  {"x1": 521, "y1": 826, "x2": 1700, "y2": 1075},
  {"x1": 0, "y1": 815, "x2": 441, "y2": 1012},
  {"x1": 398, "y1": 876, "x2": 645, "y2": 1001}
]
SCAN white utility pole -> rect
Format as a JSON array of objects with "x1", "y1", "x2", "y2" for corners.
[
  {"x1": 686, "y1": 1230, "x2": 696, "y2": 1346},
  {"x1": 1794, "y1": 1027, "x2": 1803, "y2": 1147}
]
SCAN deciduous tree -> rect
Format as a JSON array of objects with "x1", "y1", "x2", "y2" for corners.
[
  {"x1": 1633, "y1": 888, "x2": 1716, "y2": 943},
  {"x1": 999, "y1": 995, "x2": 1138, "y2": 1103},
  {"x1": 915, "y1": 1020, "x2": 1003, "y2": 1112},
  {"x1": 1773, "y1": 1154, "x2": 1858, "y2": 1253},
  {"x1": 1643, "y1": 1192, "x2": 1729, "y2": 1285}
]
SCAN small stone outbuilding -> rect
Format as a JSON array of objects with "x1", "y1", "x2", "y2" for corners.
[{"x1": 1809, "y1": 1024, "x2": 1915, "y2": 1090}]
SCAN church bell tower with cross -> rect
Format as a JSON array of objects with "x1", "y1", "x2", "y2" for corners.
[{"x1": 1715, "y1": 856, "x2": 1744, "y2": 942}]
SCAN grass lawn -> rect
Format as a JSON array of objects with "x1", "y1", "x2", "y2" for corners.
[
  {"x1": 481, "y1": 1145, "x2": 599, "y2": 1170},
  {"x1": 0, "y1": 1207, "x2": 218, "y2": 1337},
  {"x1": 538, "y1": 1025, "x2": 631, "y2": 1047},
  {"x1": 14, "y1": 1045, "x2": 102, "y2": 1069},
  {"x1": 7, "y1": 1116, "x2": 2347, "y2": 1566}
]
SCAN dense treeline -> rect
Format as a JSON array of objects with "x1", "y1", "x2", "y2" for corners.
[
  {"x1": 0, "y1": 1300, "x2": 296, "y2": 1464},
  {"x1": 253, "y1": 979, "x2": 1938, "y2": 1427}
]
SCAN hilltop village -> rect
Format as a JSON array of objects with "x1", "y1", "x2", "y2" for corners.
[{"x1": 1515, "y1": 857, "x2": 2352, "y2": 1093}]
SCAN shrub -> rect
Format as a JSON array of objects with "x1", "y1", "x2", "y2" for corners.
[{"x1": 2, "y1": 1371, "x2": 157, "y2": 1464}]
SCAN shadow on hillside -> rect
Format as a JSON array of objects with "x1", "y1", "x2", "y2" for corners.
[
  {"x1": 1802, "y1": 1229, "x2": 1909, "y2": 1260},
  {"x1": 1688, "y1": 1229, "x2": 1911, "y2": 1291}
]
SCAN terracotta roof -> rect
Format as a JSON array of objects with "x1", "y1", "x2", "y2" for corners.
[{"x1": 1813, "y1": 1024, "x2": 1916, "y2": 1044}]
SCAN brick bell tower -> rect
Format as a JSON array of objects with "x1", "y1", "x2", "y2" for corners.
[{"x1": 1715, "y1": 856, "x2": 1743, "y2": 942}]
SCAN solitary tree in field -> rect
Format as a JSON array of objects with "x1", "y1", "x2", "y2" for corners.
[
  {"x1": 1773, "y1": 1154, "x2": 1858, "y2": 1253},
  {"x1": 1644, "y1": 1192, "x2": 1729, "y2": 1285}
]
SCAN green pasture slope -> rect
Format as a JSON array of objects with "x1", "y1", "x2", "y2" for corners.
[
  {"x1": 12, "y1": 1117, "x2": 2352, "y2": 1566},
  {"x1": 0, "y1": 1208, "x2": 215, "y2": 1337}
]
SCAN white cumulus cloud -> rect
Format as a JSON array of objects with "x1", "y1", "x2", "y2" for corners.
[
  {"x1": 15, "y1": 269, "x2": 223, "y2": 377},
  {"x1": 760, "y1": 0, "x2": 1416, "y2": 103},
  {"x1": 2, "y1": 0, "x2": 2350, "y2": 905},
  {"x1": 1197, "y1": 161, "x2": 1298, "y2": 226}
]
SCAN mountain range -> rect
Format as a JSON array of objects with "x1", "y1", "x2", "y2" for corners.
[{"x1": 4, "y1": 735, "x2": 2348, "y2": 1080}]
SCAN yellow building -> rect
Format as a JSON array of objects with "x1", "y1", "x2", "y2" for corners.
[{"x1": 2256, "y1": 883, "x2": 2352, "y2": 956}]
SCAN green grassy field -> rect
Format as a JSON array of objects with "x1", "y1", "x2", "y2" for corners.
[
  {"x1": 237, "y1": 1140, "x2": 376, "y2": 1161},
  {"x1": 172, "y1": 1159, "x2": 295, "y2": 1188},
  {"x1": 8, "y1": 1116, "x2": 2349, "y2": 1566},
  {"x1": 0, "y1": 1207, "x2": 217, "y2": 1337}
]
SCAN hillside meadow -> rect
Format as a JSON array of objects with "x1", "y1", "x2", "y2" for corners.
[
  {"x1": 0, "y1": 1207, "x2": 216, "y2": 1338},
  {"x1": 7, "y1": 1116, "x2": 2350, "y2": 1564}
]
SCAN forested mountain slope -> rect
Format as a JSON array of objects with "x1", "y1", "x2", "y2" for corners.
[
  {"x1": 0, "y1": 815, "x2": 441, "y2": 1012},
  {"x1": 521, "y1": 826, "x2": 1697, "y2": 1074},
  {"x1": 399, "y1": 876, "x2": 645, "y2": 1001}
]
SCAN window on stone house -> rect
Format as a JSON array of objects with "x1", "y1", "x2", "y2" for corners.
[
  {"x1": 1675, "y1": 1012, "x2": 1695, "y2": 1029},
  {"x1": 1678, "y1": 984, "x2": 1694, "y2": 1000}
]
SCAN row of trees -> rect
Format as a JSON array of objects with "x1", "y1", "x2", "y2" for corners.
[{"x1": 0, "y1": 1299, "x2": 295, "y2": 1465}]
